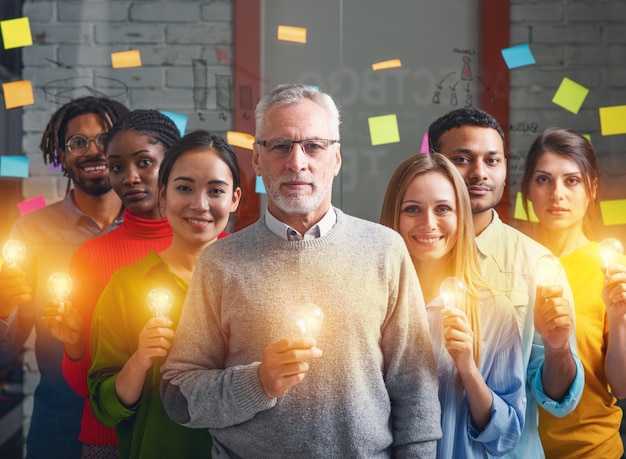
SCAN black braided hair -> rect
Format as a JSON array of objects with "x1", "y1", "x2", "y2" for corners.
[
  {"x1": 40, "y1": 96, "x2": 129, "y2": 169},
  {"x1": 103, "y1": 109, "x2": 181, "y2": 155}
]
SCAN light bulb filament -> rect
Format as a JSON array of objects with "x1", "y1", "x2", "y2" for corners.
[{"x1": 147, "y1": 287, "x2": 173, "y2": 318}]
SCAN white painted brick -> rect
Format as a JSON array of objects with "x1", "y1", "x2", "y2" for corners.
[
  {"x1": 22, "y1": 45, "x2": 58, "y2": 67},
  {"x1": 567, "y1": 3, "x2": 626, "y2": 23},
  {"x1": 23, "y1": 2, "x2": 55, "y2": 23},
  {"x1": 130, "y1": 2, "x2": 200, "y2": 22},
  {"x1": 130, "y1": 88, "x2": 211, "y2": 110},
  {"x1": 566, "y1": 45, "x2": 621, "y2": 67},
  {"x1": 201, "y1": 2, "x2": 233, "y2": 22},
  {"x1": 31, "y1": 24, "x2": 93, "y2": 45},
  {"x1": 511, "y1": 4, "x2": 564, "y2": 22},
  {"x1": 58, "y1": 1, "x2": 130, "y2": 22},
  {"x1": 95, "y1": 67, "x2": 165, "y2": 88},
  {"x1": 165, "y1": 66, "x2": 232, "y2": 88},
  {"x1": 140, "y1": 45, "x2": 202, "y2": 66},
  {"x1": 166, "y1": 24, "x2": 232, "y2": 45},
  {"x1": 606, "y1": 24, "x2": 626, "y2": 43},
  {"x1": 199, "y1": 45, "x2": 233, "y2": 65},
  {"x1": 22, "y1": 175, "x2": 59, "y2": 198},
  {"x1": 532, "y1": 24, "x2": 602, "y2": 44},
  {"x1": 58, "y1": 45, "x2": 126, "y2": 67},
  {"x1": 94, "y1": 24, "x2": 165, "y2": 45}
]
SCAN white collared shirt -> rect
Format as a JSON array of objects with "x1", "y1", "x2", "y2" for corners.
[{"x1": 264, "y1": 207, "x2": 337, "y2": 241}]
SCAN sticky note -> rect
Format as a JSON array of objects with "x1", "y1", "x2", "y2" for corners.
[
  {"x1": 160, "y1": 111, "x2": 187, "y2": 136},
  {"x1": 372, "y1": 59, "x2": 402, "y2": 71},
  {"x1": 368, "y1": 114, "x2": 400, "y2": 146},
  {"x1": 2, "y1": 80, "x2": 34, "y2": 109},
  {"x1": 111, "y1": 50, "x2": 142, "y2": 69},
  {"x1": 513, "y1": 192, "x2": 538, "y2": 222},
  {"x1": 17, "y1": 195, "x2": 46, "y2": 216},
  {"x1": 50, "y1": 161, "x2": 62, "y2": 172},
  {"x1": 255, "y1": 176, "x2": 266, "y2": 194},
  {"x1": 420, "y1": 132, "x2": 429, "y2": 153},
  {"x1": 552, "y1": 77, "x2": 589, "y2": 114},
  {"x1": 227, "y1": 131, "x2": 255, "y2": 150},
  {"x1": 1, "y1": 17, "x2": 33, "y2": 49},
  {"x1": 277, "y1": 25, "x2": 307, "y2": 44},
  {"x1": 599, "y1": 105, "x2": 626, "y2": 136},
  {"x1": 501, "y1": 44, "x2": 536, "y2": 69},
  {"x1": 0, "y1": 155, "x2": 28, "y2": 178},
  {"x1": 600, "y1": 199, "x2": 626, "y2": 226}
]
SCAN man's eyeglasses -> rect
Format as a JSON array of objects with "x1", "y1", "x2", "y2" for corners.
[
  {"x1": 256, "y1": 138, "x2": 340, "y2": 156},
  {"x1": 64, "y1": 131, "x2": 107, "y2": 156}
]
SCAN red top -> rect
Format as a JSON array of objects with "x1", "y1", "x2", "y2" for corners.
[{"x1": 63, "y1": 210, "x2": 172, "y2": 446}]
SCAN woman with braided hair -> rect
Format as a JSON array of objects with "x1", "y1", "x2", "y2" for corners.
[{"x1": 41, "y1": 109, "x2": 183, "y2": 458}]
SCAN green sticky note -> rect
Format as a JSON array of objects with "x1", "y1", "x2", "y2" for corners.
[
  {"x1": 600, "y1": 199, "x2": 626, "y2": 226},
  {"x1": 1, "y1": 17, "x2": 33, "y2": 50},
  {"x1": 552, "y1": 77, "x2": 589, "y2": 114},
  {"x1": 599, "y1": 105, "x2": 626, "y2": 136},
  {"x1": 368, "y1": 114, "x2": 400, "y2": 146},
  {"x1": 513, "y1": 192, "x2": 538, "y2": 222},
  {"x1": 583, "y1": 134, "x2": 592, "y2": 144}
]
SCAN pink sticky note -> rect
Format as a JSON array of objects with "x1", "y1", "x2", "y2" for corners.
[
  {"x1": 17, "y1": 195, "x2": 46, "y2": 215},
  {"x1": 420, "y1": 132, "x2": 429, "y2": 153}
]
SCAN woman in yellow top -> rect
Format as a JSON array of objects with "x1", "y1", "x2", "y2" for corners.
[{"x1": 520, "y1": 127, "x2": 626, "y2": 458}]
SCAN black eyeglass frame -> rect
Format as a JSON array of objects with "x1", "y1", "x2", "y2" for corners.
[{"x1": 256, "y1": 138, "x2": 340, "y2": 155}]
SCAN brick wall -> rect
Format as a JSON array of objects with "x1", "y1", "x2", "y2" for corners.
[{"x1": 508, "y1": 0, "x2": 626, "y2": 239}]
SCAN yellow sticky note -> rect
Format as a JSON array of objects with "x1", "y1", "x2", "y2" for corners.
[
  {"x1": 227, "y1": 131, "x2": 255, "y2": 150},
  {"x1": 552, "y1": 77, "x2": 589, "y2": 114},
  {"x1": 368, "y1": 114, "x2": 400, "y2": 146},
  {"x1": 599, "y1": 105, "x2": 626, "y2": 136},
  {"x1": 1, "y1": 17, "x2": 33, "y2": 50},
  {"x1": 372, "y1": 59, "x2": 402, "y2": 71},
  {"x1": 277, "y1": 25, "x2": 307, "y2": 44},
  {"x1": 600, "y1": 199, "x2": 626, "y2": 226},
  {"x1": 513, "y1": 192, "x2": 538, "y2": 222},
  {"x1": 583, "y1": 134, "x2": 592, "y2": 144},
  {"x1": 111, "y1": 50, "x2": 142, "y2": 69},
  {"x1": 2, "y1": 80, "x2": 35, "y2": 109}
]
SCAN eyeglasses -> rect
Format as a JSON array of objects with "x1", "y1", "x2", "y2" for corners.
[
  {"x1": 64, "y1": 131, "x2": 107, "y2": 156},
  {"x1": 256, "y1": 138, "x2": 340, "y2": 156}
]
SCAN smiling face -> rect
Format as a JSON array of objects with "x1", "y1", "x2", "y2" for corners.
[
  {"x1": 398, "y1": 171, "x2": 458, "y2": 268},
  {"x1": 106, "y1": 130, "x2": 165, "y2": 220},
  {"x1": 161, "y1": 149, "x2": 241, "y2": 248},
  {"x1": 59, "y1": 113, "x2": 113, "y2": 196},
  {"x1": 527, "y1": 150, "x2": 593, "y2": 233},
  {"x1": 252, "y1": 99, "x2": 341, "y2": 230}
]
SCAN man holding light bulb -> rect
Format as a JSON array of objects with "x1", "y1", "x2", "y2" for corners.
[
  {"x1": 0, "y1": 96, "x2": 128, "y2": 459},
  {"x1": 161, "y1": 83, "x2": 442, "y2": 457}
]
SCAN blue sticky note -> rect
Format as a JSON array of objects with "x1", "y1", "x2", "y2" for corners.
[
  {"x1": 501, "y1": 44, "x2": 536, "y2": 69},
  {"x1": 255, "y1": 176, "x2": 266, "y2": 194},
  {"x1": 160, "y1": 111, "x2": 188, "y2": 136},
  {"x1": 0, "y1": 155, "x2": 28, "y2": 178}
]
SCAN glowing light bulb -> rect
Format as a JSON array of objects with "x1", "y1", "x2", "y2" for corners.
[
  {"x1": 294, "y1": 303, "x2": 324, "y2": 339},
  {"x1": 147, "y1": 287, "x2": 173, "y2": 318},
  {"x1": 48, "y1": 272, "x2": 73, "y2": 310},
  {"x1": 536, "y1": 253, "x2": 563, "y2": 287},
  {"x1": 439, "y1": 277, "x2": 467, "y2": 310},
  {"x1": 2, "y1": 240, "x2": 26, "y2": 269},
  {"x1": 599, "y1": 237, "x2": 623, "y2": 273}
]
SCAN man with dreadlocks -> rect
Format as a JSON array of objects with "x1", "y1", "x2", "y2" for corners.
[{"x1": 0, "y1": 96, "x2": 129, "y2": 459}]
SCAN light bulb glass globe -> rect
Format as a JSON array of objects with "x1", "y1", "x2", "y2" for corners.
[
  {"x1": 599, "y1": 237, "x2": 623, "y2": 269},
  {"x1": 439, "y1": 277, "x2": 467, "y2": 310},
  {"x1": 147, "y1": 287, "x2": 173, "y2": 318},
  {"x1": 536, "y1": 253, "x2": 563, "y2": 287},
  {"x1": 294, "y1": 303, "x2": 324, "y2": 339},
  {"x1": 48, "y1": 272, "x2": 73, "y2": 308},
  {"x1": 2, "y1": 239, "x2": 26, "y2": 269}
]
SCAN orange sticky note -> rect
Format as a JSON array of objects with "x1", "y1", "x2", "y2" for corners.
[
  {"x1": 111, "y1": 50, "x2": 142, "y2": 69},
  {"x1": 227, "y1": 131, "x2": 255, "y2": 150},
  {"x1": 599, "y1": 105, "x2": 626, "y2": 136},
  {"x1": 372, "y1": 59, "x2": 402, "y2": 71},
  {"x1": 1, "y1": 17, "x2": 33, "y2": 49},
  {"x1": 2, "y1": 80, "x2": 34, "y2": 109},
  {"x1": 600, "y1": 199, "x2": 626, "y2": 226},
  {"x1": 277, "y1": 25, "x2": 307, "y2": 44}
]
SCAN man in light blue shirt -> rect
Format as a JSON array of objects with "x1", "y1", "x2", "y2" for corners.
[{"x1": 429, "y1": 107, "x2": 584, "y2": 458}]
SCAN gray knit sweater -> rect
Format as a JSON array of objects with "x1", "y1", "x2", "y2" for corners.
[{"x1": 161, "y1": 208, "x2": 441, "y2": 458}]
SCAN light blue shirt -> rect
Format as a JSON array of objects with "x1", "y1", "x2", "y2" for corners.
[
  {"x1": 475, "y1": 210, "x2": 584, "y2": 459},
  {"x1": 427, "y1": 292, "x2": 526, "y2": 458}
]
